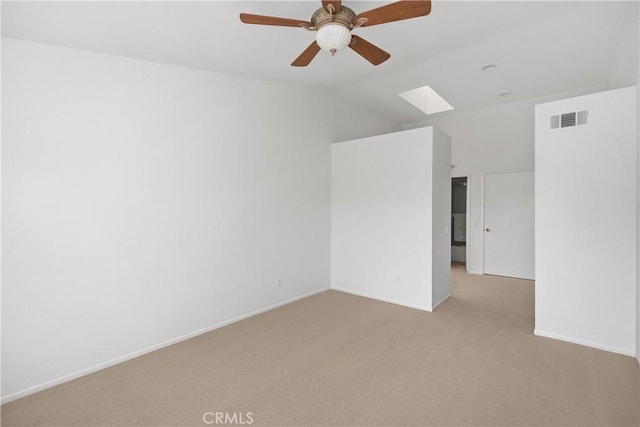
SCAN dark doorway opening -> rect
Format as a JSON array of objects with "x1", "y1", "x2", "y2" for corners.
[{"x1": 452, "y1": 177, "x2": 467, "y2": 271}]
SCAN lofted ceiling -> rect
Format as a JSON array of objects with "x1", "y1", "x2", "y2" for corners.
[{"x1": 2, "y1": 1, "x2": 638, "y2": 125}]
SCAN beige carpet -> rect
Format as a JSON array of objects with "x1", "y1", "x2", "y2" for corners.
[
  {"x1": 451, "y1": 261, "x2": 466, "y2": 272},
  {"x1": 2, "y1": 270, "x2": 639, "y2": 426}
]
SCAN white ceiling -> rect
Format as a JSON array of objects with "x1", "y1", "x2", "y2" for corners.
[{"x1": 2, "y1": 1, "x2": 638, "y2": 124}]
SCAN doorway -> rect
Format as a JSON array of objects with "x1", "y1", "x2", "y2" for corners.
[{"x1": 451, "y1": 177, "x2": 467, "y2": 272}]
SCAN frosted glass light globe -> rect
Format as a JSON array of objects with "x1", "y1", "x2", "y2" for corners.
[{"x1": 315, "y1": 24, "x2": 352, "y2": 56}]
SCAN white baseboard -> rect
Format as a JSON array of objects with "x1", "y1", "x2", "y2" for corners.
[
  {"x1": 1, "y1": 287, "x2": 330, "y2": 404},
  {"x1": 636, "y1": 356, "x2": 640, "y2": 368},
  {"x1": 534, "y1": 329, "x2": 635, "y2": 357},
  {"x1": 432, "y1": 293, "x2": 451, "y2": 310},
  {"x1": 467, "y1": 271, "x2": 484, "y2": 275},
  {"x1": 331, "y1": 286, "x2": 431, "y2": 312}
]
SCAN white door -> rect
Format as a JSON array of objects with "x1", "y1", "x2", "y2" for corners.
[{"x1": 483, "y1": 171, "x2": 534, "y2": 280}]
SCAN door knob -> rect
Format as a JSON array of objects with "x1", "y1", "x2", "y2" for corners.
[{"x1": 485, "y1": 227, "x2": 491, "y2": 232}]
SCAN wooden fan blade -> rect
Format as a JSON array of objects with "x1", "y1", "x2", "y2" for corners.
[
  {"x1": 353, "y1": 0, "x2": 431, "y2": 27},
  {"x1": 348, "y1": 35, "x2": 390, "y2": 65},
  {"x1": 239, "y1": 13, "x2": 311, "y2": 28},
  {"x1": 291, "y1": 41, "x2": 321, "y2": 67},
  {"x1": 322, "y1": 0, "x2": 342, "y2": 13}
]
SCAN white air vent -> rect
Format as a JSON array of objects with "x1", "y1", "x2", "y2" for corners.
[{"x1": 550, "y1": 110, "x2": 590, "y2": 130}]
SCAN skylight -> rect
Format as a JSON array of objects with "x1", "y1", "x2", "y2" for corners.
[{"x1": 398, "y1": 85, "x2": 454, "y2": 116}]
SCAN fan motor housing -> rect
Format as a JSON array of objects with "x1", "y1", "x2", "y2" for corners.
[{"x1": 311, "y1": 6, "x2": 356, "y2": 29}]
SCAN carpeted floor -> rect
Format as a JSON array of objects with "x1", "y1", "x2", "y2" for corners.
[
  {"x1": 451, "y1": 261, "x2": 466, "y2": 272},
  {"x1": 2, "y1": 269, "x2": 639, "y2": 426}
]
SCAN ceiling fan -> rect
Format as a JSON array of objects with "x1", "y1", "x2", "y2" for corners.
[{"x1": 239, "y1": 0, "x2": 432, "y2": 67}]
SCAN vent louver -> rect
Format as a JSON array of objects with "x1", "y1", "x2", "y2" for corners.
[
  {"x1": 576, "y1": 110, "x2": 589, "y2": 126},
  {"x1": 561, "y1": 112, "x2": 576, "y2": 128},
  {"x1": 550, "y1": 110, "x2": 589, "y2": 130}
]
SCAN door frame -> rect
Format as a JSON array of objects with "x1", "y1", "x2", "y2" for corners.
[
  {"x1": 465, "y1": 176, "x2": 470, "y2": 272},
  {"x1": 482, "y1": 169, "x2": 534, "y2": 276}
]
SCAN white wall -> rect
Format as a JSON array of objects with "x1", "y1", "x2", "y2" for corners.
[
  {"x1": 431, "y1": 128, "x2": 452, "y2": 307},
  {"x1": 608, "y1": 3, "x2": 639, "y2": 89},
  {"x1": 330, "y1": 102, "x2": 400, "y2": 143},
  {"x1": 451, "y1": 246, "x2": 466, "y2": 263},
  {"x1": 635, "y1": 2, "x2": 640, "y2": 365},
  {"x1": 331, "y1": 127, "x2": 451, "y2": 311},
  {"x1": 534, "y1": 86, "x2": 637, "y2": 356},
  {"x1": 0, "y1": 38, "x2": 396, "y2": 401}
]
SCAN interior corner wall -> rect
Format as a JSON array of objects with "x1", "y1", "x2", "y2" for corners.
[
  {"x1": 636, "y1": 9, "x2": 640, "y2": 362},
  {"x1": 431, "y1": 128, "x2": 452, "y2": 307},
  {"x1": 601, "y1": 0, "x2": 639, "y2": 358},
  {"x1": 611, "y1": 7, "x2": 639, "y2": 356},
  {"x1": 0, "y1": 37, "x2": 394, "y2": 402},
  {"x1": 331, "y1": 126, "x2": 451, "y2": 311},
  {"x1": 534, "y1": 86, "x2": 637, "y2": 356},
  {"x1": 637, "y1": 80, "x2": 640, "y2": 363},
  {"x1": 635, "y1": 0, "x2": 640, "y2": 364},
  {"x1": 608, "y1": 2, "x2": 639, "y2": 89}
]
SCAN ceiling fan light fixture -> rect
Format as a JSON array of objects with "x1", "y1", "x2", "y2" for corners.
[
  {"x1": 240, "y1": 1, "x2": 432, "y2": 66},
  {"x1": 315, "y1": 23, "x2": 352, "y2": 56}
]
